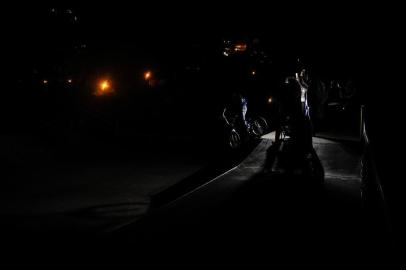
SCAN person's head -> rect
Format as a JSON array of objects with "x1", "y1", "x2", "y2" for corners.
[{"x1": 300, "y1": 68, "x2": 310, "y2": 83}]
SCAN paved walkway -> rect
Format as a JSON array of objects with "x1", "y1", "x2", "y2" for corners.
[{"x1": 116, "y1": 134, "x2": 367, "y2": 261}]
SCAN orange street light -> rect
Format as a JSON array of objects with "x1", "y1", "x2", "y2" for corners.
[
  {"x1": 144, "y1": 71, "x2": 152, "y2": 80},
  {"x1": 95, "y1": 79, "x2": 113, "y2": 96}
]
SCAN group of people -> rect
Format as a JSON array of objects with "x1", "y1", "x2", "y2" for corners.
[
  {"x1": 222, "y1": 74, "x2": 312, "y2": 155},
  {"x1": 222, "y1": 65, "x2": 358, "y2": 151}
]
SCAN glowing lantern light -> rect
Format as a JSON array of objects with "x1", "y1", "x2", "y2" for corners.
[
  {"x1": 95, "y1": 79, "x2": 113, "y2": 96},
  {"x1": 144, "y1": 71, "x2": 152, "y2": 80}
]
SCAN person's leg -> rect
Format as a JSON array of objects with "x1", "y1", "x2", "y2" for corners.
[{"x1": 275, "y1": 128, "x2": 281, "y2": 144}]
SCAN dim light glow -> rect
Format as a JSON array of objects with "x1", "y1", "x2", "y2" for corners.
[
  {"x1": 268, "y1": 97, "x2": 273, "y2": 104},
  {"x1": 251, "y1": 70, "x2": 256, "y2": 75},
  {"x1": 95, "y1": 79, "x2": 113, "y2": 96},
  {"x1": 67, "y1": 79, "x2": 72, "y2": 83},
  {"x1": 100, "y1": 80, "x2": 110, "y2": 91},
  {"x1": 234, "y1": 43, "x2": 247, "y2": 52},
  {"x1": 144, "y1": 71, "x2": 152, "y2": 80},
  {"x1": 43, "y1": 80, "x2": 48, "y2": 84}
]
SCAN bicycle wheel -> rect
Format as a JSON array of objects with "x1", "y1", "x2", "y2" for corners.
[
  {"x1": 229, "y1": 129, "x2": 241, "y2": 149},
  {"x1": 251, "y1": 117, "x2": 268, "y2": 137}
]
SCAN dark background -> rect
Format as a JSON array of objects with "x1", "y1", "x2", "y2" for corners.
[{"x1": 2, "y1": 3, "x2": 405, "y2": 252}]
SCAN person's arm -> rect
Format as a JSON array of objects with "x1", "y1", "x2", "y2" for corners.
[
  {"x1": 222, "y1": 108, "x2": 230, "y2": 126},
  {"x1": 296, "y1": 72, "x2": 309, "y2": 89}
]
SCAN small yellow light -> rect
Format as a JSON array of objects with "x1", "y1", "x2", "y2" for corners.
[
  {"x1": 43, "y1": 80, "x2": 48, "y2": 84},
  {"x1": 144, "y1": 71, "x2": 152, "y2": 80},
  {"x1": 251, "y1": 70, "x2": 256, "y2": 75},
  {"x1": 100, "y1": 80, "x2": 110, "y2": 92},
  {"x1": 95, "y1": 79, "x2": 114, "y2": 96},
  {"x1": 67, "y1": 79, "x2": 72, "y2": 83},
  {"x1": 268, "y1": 97, "x2": 273, "y2": 104}
]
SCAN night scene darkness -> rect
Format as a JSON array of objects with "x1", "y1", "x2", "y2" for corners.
[{"x1": 1, "y1": 3, "x2": 404, "y2": 266}]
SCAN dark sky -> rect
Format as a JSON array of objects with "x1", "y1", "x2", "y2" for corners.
[{"x1": 4, "y1": 4, "x2": 402, "y2": 80}]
